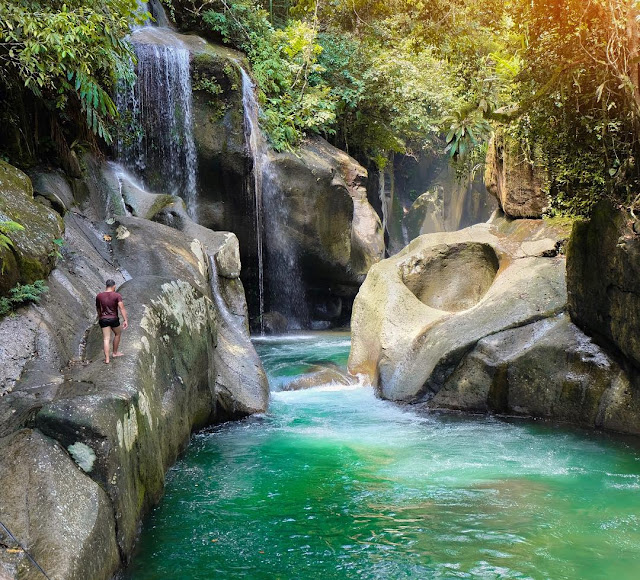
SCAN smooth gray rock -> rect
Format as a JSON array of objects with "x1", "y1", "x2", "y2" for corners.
[
  {"x1": 0, "y1": 429, "x2": 119, "y2": 580},
  {"x1": 30, "y1": 168, "x2": 75, "y2": 214},
  {"x1": 428, "y1": 314, "x2": 638, "y2": 433},
  {"x1": 349, "y1": 219, "x2": 571, "y2": 402}
]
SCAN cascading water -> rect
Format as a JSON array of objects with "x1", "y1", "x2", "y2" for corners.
[
  {"x1": 378, "y1": 169, "x2": 388, "y2": 241},
  {"x1": 115, "y1": 26, "x2": 198, "y2": 217},
  {"x1": 239, "y1": 68, "x2": 265, "y2": 333},
  {"x1": 262, "y1": 163, "x2": 309, "y2": 328},
  {"x1": 238, "y1": 67, "x2": 308, "y2": 331}
]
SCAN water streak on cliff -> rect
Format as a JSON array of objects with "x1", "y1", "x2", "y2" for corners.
[
  {"x1": 239, "y1": 68, "x2": 265, "y2": 333},
  {"x1": 238, "y1": 67, "x2": 308, "y2": 331}
]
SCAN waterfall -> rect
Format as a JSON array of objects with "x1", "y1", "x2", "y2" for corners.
[
  {"x1": 262, "y1": 163, "x2": 309, "y2": 329},
  {"x1": 239, "y1": 68, "x2": 265, "y2": 334},
  {"x1": 378, "y1": 169, "x2": 388, "y2": 239},
  {"x1": 115, "y1": 27, "x2": 197, "y2": 217},
  {"x1": 238, "y1": 66, "x2": 308, "y2": 331}
]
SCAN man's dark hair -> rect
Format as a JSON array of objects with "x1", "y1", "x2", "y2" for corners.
[{"x1": 105, "y1": 279, "x2": 116, "y2": 288}]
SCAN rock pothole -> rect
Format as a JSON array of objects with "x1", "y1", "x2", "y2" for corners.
[{"x1": 399, "y1": 242, "x2": 499, "y2": 312}]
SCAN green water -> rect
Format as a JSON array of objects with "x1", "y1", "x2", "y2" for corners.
[{"x1": 127, "y1": 333, "x2": 640, "y2": 580}]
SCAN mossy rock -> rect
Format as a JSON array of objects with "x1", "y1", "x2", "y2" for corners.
[{"x1": 0, "y1": 160, "x2": 64, "y2": 295}]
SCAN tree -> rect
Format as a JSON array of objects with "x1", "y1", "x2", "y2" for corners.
[{"x1": 0, "y1": 0, "x2": 144, "y2": 148}]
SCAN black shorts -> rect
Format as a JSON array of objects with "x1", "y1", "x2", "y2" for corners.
[{"x1": 99, "y1": 318, "x2": 120, "y2": 328}]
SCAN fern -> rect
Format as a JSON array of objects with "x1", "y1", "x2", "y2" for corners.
[
  {"x1": 0, "y1": 280, "x2": 49, "y2": 317},
  {"x1": 70, "y1": 71, "x2": 118, "y2": 144},
  {"x1": 0, "y1": 219, "x2": 24, "y2": 253}
]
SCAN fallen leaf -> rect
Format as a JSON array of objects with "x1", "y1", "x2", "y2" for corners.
[{"x1": 103, "y1": 234, "x2": 112, "y2": 242}]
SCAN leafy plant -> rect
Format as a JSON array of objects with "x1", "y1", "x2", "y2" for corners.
[
  {"x1": 0, "y1": 0, "x2": 145, "y2": 144},
  {"x1": 0, "y1": 280, "x2": 49, "y2": 317},
  {"x1": 49, "y1": 238, "x2": 64, "y2": 261},
  {"x1": 0, "y1": 219, "x2": 24, "y2": 253}
]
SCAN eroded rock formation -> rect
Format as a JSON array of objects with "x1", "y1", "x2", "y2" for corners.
[{"x1": 349, "y1": 215, "x2": 640, "y2": 434}]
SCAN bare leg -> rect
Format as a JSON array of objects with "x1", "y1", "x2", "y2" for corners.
[
  {"x1": 112, "y1": 325, "x2": 123, "y2": 357},
  {"x1": 102, "y1": 326, "x2": 112, "y2": 363}
]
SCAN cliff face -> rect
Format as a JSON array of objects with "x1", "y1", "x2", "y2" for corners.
[
  {"x1": 484, "y1": 131, "x2": 549, "y2": 219},
  {"x1": 0, "y1": 161, "x2": 268, "y2": 579},
  {"x1": 566, "y1": 201, "x2": 640, "y2": 371}
]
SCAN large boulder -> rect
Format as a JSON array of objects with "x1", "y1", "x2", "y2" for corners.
[
  {"x1": 349, "y1": 217, "x2": 570, "y2": 401},
  {"x1": 0, "y1": 429, "x2": 119, "y2": 580},
  {"x1": 0, "y1": 161, "x2": 64, "y2": 294},
  {"x1": 265, "y1": 137, "x2": 384, "y2": 313},
  {"x1": 427, "y1": 314, "x2": 640, "y2": 434},
  {"x1": 110, "y1": 216, "x2": 268, "y2": 418},
  {"x1": 567, "y1": 200, "x2": 640, "y2": 370},
  {"x1": 484, "y1": 131, "x2": 548, "y2": 218},
  {"x1": 0, "y1": 161, "x2": 269, "y2": 577},
  {"x1": 349, "y1": 214, "x2": 640, "y2": 433}
]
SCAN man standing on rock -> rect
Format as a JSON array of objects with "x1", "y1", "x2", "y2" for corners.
[{"x1": 96, "y1": 279, "x2": 128, "y2": 364}]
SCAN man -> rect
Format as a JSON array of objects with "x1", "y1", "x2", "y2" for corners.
[{"x1": 96, "y1": 279, "x2": 128, "y2": 364}]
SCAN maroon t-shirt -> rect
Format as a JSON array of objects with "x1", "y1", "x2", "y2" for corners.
[{"x1": 96, "y1": 292, "x2": 122, "y2": 320}]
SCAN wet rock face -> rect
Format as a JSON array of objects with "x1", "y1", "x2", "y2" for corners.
[
  {"x1": 567, "y1": 201, "x2": 640, "y2": 370},
  {"x1": 266, "y1": 136, "x2": 385, "y2": 300},
  {"x1": 0, "y1": 160, "x2": 64, "y2": 294},
  {"x1": 485, "y1": 131, "x2": 548, "y2": 219},
  {"x1": 189, "y1": 43, "x2": 254, "y2": 280}
]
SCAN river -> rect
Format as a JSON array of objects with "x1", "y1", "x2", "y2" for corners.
[{"x1": 126, "y1": 333, "x2": 640, "y2": 579}]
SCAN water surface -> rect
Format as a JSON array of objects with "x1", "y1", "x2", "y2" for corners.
[{"x1": 127, "y1": 333, "x2": 640, "y2": 579}]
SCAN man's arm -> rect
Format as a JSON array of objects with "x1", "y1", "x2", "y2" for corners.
[
  {"x1": 96, "y1": 296, "x2": 101, "y2": 319},
  {"x1": 118, "y1": 300, "x2": 128, "y2": 329}
]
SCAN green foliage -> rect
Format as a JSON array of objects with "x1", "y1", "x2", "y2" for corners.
[
  {"x1": 49, "y1": 237, "x2": 64, "y2": 261},
  {"x1": 0, "y1": 219, "x2": 24, "y2": 254},
  {"x1": 0, "y1": 0, "x2": 145, "y2": 144},
  {"x1": 504, "y1": 0, "x2": 640, "y2": 216},
  {"x1": 204, "y1": 2, "x2": 336, "y2": 150},
  {"x1": 201, "y1": 0, "x2": 465, "y2": 156},
  {"x1": 0, "y1": 280, "x2": 48, "y2": 317}
]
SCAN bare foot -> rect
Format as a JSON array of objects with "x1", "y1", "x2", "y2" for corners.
[
  {"x1": 104, "y1": 359, "x2": 110, "y2": 364},
  {"x1": 112, "y1": 352, "x2": 124, "y2": 357}
]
